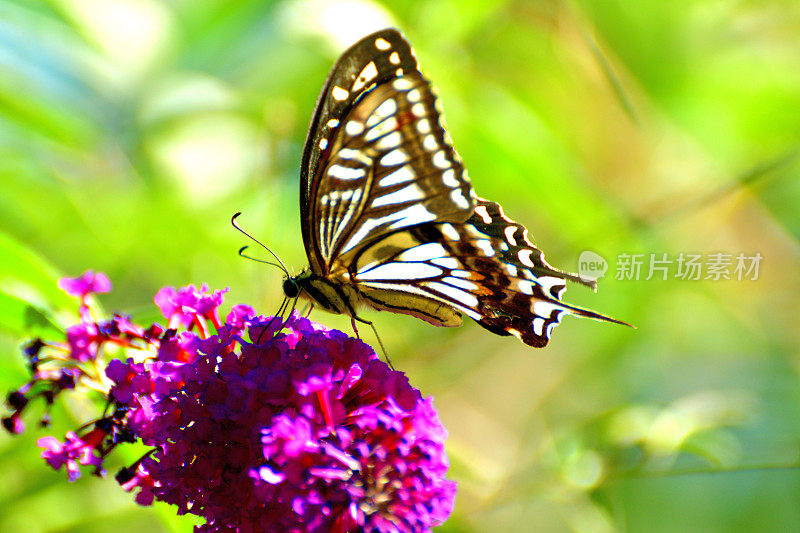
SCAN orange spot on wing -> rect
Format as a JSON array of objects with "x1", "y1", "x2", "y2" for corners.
[{"x1": 397, "y1": 110, "x2": 415, "y2": 128}]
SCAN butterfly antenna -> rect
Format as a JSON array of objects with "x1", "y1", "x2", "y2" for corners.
[
  {"x1": 231, "y1": 212, "x2": 289, "y2": 276},
  {"x1": 238, "y1": 246, "x2": 287, "y2": 271}
]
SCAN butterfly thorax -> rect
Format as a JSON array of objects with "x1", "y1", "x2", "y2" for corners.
[{"x1": 286, "y1": 269, "x2": 360, "y2": 316}]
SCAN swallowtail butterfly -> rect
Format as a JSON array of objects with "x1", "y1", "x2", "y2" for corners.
[{"x1": 281, "y1": 28, "x2": 625, "y2": 348}]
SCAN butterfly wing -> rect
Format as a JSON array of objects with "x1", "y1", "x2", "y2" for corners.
[
  {"x1": 296, "y1": 28, "x2": 625, "y2": 347},
  {"x1": 300, "y1": 29, "x2": 475, "y2": 274},
  {"x1": 351, "y1": 199, "x2": 625, "y2": 347}
]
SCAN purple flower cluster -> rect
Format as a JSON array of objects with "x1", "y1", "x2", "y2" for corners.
[{"x1": 5, "y1": 271, "x2": 456, "y2": 532}]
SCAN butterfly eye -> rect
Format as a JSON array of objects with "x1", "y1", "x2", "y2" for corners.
[{"x1": 282, "y1": 279, "x2": 300, "y2": 299}]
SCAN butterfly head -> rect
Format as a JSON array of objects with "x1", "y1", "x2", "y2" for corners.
[{"x1": 282, "y1": 275, "x2": 301, "y2": 299}]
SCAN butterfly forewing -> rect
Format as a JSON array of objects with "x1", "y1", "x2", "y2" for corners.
[
  {"x1": 301, "y1": 29, "x2": 421, "y2": 272},
  {"x1": 311, "y1": 72, "x2": 475, "y2": 270}
]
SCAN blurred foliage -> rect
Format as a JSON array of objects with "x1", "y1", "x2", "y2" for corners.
[{"x1": 1, "y1": 0, "x2": 800, "y2": 531}]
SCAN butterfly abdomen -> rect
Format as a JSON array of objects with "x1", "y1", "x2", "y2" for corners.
[{"x1": 357, "y1": 285, "x2": 463, "y2": 327}]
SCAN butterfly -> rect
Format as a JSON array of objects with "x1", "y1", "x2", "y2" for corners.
[{"x1": 275, "y1": 28, "x2": 626, "y2": 348}]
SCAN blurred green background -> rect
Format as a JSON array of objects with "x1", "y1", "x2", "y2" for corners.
[{"x1": 2, "y1": 0, "x2": 800, "y2": 531}]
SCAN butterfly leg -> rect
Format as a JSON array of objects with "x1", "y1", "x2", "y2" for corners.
[
  {"x1": 256, "y1": 297, "x2": 289, "y2": 343},
  {"x1": 259, "y1": 296, "x2": 302, "y2": 343},
  {"x1": 352, "y1": 316, "x2": 393, "y2": 370},
  {"x1": 280, "y1": 296, "x2": 299, "y2": 330},
  {"x1": 350, "y1": 317, "x2": 362, "y2": 340}
]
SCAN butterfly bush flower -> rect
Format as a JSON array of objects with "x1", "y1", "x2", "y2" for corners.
[
  {"x1": 4, "y1": 271, "x2": 456, "y2": 532},
  {"x1": 58, "y1": 270, "x2": 112, "y2": 300}
]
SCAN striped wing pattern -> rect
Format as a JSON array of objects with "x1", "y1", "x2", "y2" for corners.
[
  {"x1": 300, "y1": 30, "x2": 418, "y2": 219},
  {"x1": 313, "y1": 73, "x2": 475, "y2": 269},
  {"x1": 352, "y1": 199, "x2": 614, "y2": 347}
]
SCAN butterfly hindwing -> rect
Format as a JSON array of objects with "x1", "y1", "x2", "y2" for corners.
[
  {"x1": 456, "y1": 199, "x2": 617, "y2": 346},
  {"x1": 349, "y1": 199, "x2": 620, "y2": 347}
]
